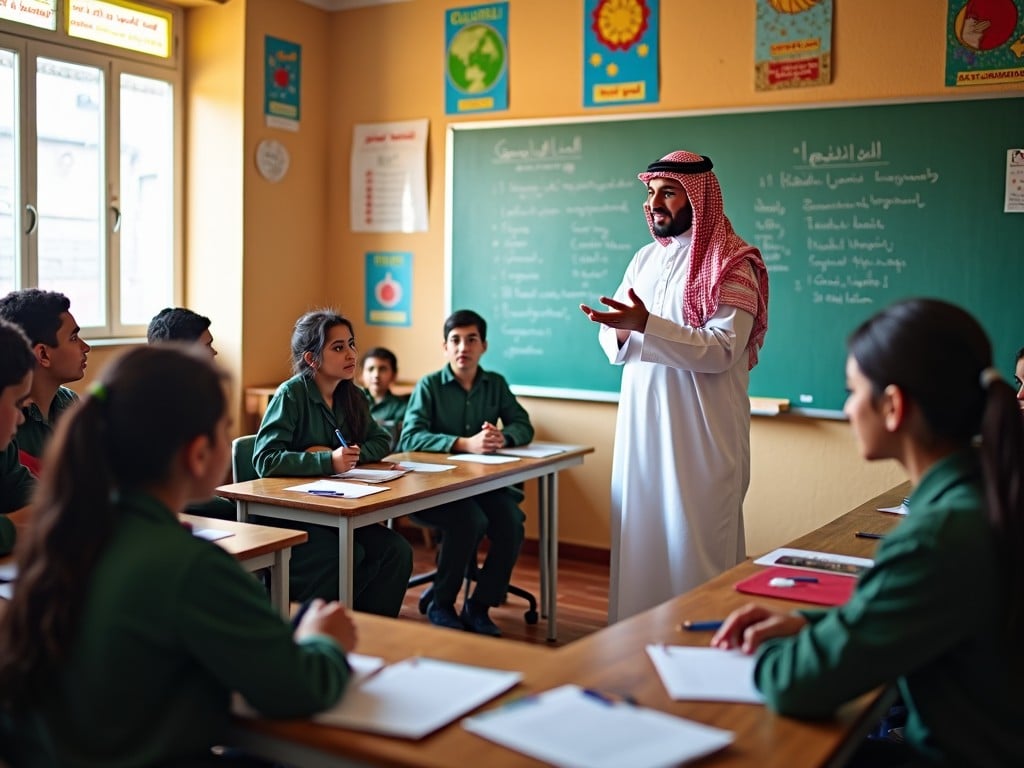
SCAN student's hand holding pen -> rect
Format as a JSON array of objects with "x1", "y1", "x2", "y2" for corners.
[
  {"x1": 330, "y1": 445, "x2": 361, "y2": 473},
  {"x1": 710, "y1": 603, "x2": 807, "y2": 655},
  {"x1": 294, "y1": 599, "x2": 358, "y2": 653}
]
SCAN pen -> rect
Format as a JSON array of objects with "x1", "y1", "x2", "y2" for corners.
[
  {"x1": 855, "y1": 531, "x2": 885, "y2": 540},
  {"x1": 789, "y1": 576, "x2": 819, "y2": 582},
  {"x1": 335, "y1": 428, "x2": 349, "y2": 448},
  {"x1": 307, "y1": 490, "x2": 345, "y2": 497},
  {"x1": 681, "y1": 620, "x2": 723, "y2": 632}
]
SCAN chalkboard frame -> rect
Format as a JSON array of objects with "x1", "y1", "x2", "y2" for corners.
[{"x1": 444, "y1": 94, "x2": 1023, "y2": 416}]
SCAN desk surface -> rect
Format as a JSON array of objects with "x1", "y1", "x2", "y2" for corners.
[
  {"x1": 180, "y1": 513, "x2": 308, "y2": 559},
  {"x1": 228, "y1": 481, "x2": 911, "y2": 767}
]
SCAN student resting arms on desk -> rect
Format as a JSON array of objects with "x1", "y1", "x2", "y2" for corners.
[
  {"x1": 398, "y1": 309, "x2": 534, "y2": 636},
  {"x1": 0, "y1": 319, "x2": 36, "y2": 556},
  {"x1": 712, "y1": 299, "x2": 1024, "y2": 766},
  {"x1": 0, "y1": 345, "x2": 355, "y2": 767},
  {"x1": 253, "y1": 309, "x2": 412, "y2": 616}
]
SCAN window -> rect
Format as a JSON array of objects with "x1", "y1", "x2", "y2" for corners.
[{"x1": 0, "y1": 0, "x2": 181, "y2": 338}]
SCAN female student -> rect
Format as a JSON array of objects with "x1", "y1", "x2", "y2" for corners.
[
  {"x1": 0, "y1": 345, "x2": 355, "y2": 766},
  {"x1": 0, "y1": 319, "x2": 36, "y2": 555},
  {"x1": 253, "y1": 309, "x2": 412, "y2": 616},
  {"x1": 713, "y1": 299, "x2": 1024, "y2": 766}
]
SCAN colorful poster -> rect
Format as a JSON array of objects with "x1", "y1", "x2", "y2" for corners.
[
  {"x1": 350, "y1": 119, "x2": 429, "y2": 233},
  {"x1": 265, "y1": 36, "x2": 301, "y2": 131},
  {"x1": 1007, "y1": 149, "x2": 1024, "y2": 213},
  {"x1": 445, "y1": 2, "x2": 509, "y2": 115},
  {"x1": 583, "y1": 0, "x2": 659, "y2": 108},
  {"x1": 945, "y1": 0, "x2": 1024, "y2": 86},
  {"x1": 365, "y1": 252, "x2": 412, "y2": 327},
  {"x1": 755, "y1": 0, "x2": 833, "y2": 91}
]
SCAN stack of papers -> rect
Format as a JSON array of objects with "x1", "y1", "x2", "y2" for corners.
[
  {"x1": 753, "y1": 547, "x2": 874, "y2": 577},
  {"x1": 193, "y1": 528, "x2": 234, "y2": 542},
  {"x1": 332, "y1": 468, "x2": 408, "y2": 483},
  {"x1": 463, "y1": 684, "x2": 733, "y2": 768},
  {"x1": 393, "y1": 460, "x2": 456, "y2": 473},
  {"x1": 645, "y1": 645, "x2": 764, "y2": 704},
  {"x1": 447, "y1": 454, "x2": 520, "y2": 465},
  {"x1": 284, "y1": 480, "x2": 389, "y2": 499},
  {"x1": 496, "y1": 442, "x2": 572, "y2": 459}
]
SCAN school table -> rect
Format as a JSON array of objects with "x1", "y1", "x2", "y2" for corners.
[
  {"x1": 224, "y1": 481, "x2": 909, "y2": 768},
  {"x1": 216, "y1": 446, "x2": 594, "y2": 642},
  {"x1": 180, "y1": 513, "x2": 307, "y2": 616}
]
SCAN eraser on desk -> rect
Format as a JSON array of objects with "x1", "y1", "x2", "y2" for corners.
[{"x1": 768, "y1": 577, "x2": 796, "y2": 588}]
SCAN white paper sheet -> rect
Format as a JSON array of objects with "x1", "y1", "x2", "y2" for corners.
[
  {"x1": 447, "y1": 454, "x2": 521, "y2": 465},
  {"x1": 393, "y1": 461, "x2": 457, "y2": 473},
  {"x1": 332, "y1": 468, "x2": 408, "y2": 483},
  {"x1": 753, "y1": 547, "x2": 874, "y2": 577},
  {"x1": 646, "y1": 645, "x2": 764, "y2": 704},
  {"x1": 314, "y1": 657, "x2": 521, "y2": 739},
  {"x1": 192, "y1": 528, "x2": 235, "y2": 542},
  {"x1": 0, "y1": 563, "x2": 17, "y2": 581},
  {"x1": 284, "y1": 480, "x2": 389, "y2": 499},
  {"x1": 463, "y1": 684, "x2": 734, "y2": 768},
  {"x1": 497, "y1": 442, "x2": 571, "y2": 459}
]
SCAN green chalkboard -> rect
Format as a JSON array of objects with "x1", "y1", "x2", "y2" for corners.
[{"x1": 447, "y1": 96, "x2": 1024, "y2": 414}]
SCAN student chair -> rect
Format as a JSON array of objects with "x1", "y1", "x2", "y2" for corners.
[
  {"x1": 407, "y1": 526, "x2": 539, "y2": 626},
  {"x1": 231, "y1": 434, "x2": 259, "y2": 484}
]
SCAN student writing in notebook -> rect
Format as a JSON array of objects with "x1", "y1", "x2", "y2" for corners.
[
  {"x1": 0, "y1": 320, "x2": 36, "y2": 556},
  {"x1": 253, "y1": 309, "x2": 412, "y2": 616},
  {"x1": 398, "y1": 309, "x2": 534, "y2": 636},
  {"x1": 0, "y1": 345, "x2": 355, "y2": 766},
  {"x1": 0, "y1": 289, "x2": 90, "y2": 476},
  {"x1": 713, "y1": 299, "x2": 1024, "y2": 766}
]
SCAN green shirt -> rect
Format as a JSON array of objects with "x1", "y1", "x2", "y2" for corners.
[
  {"x1": 363, "y1": 388, "x2": 409, "y2": 425},
  {"x1": 0, "y1": 442, "x2": 34, "y2": 554},
  {"x1": 254, "y1": 374, "x2": 393, "y2": 477},
  {"x1": 397, "y1": 365, "x2": 533, "y2": 453},
  {"x1": 755, "y1": 451, "x2": 1023, "y2": 765},
  {"x1": 17, "y1": 385, "x2": 78, "y2": 460},
  {"x1": 4, "y1": 491, "x2": 349, "y2": 767}
]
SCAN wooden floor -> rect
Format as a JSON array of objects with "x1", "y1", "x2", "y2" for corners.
[{"x1": 396, "y1": 532, "x2": 610, "y2": 647}]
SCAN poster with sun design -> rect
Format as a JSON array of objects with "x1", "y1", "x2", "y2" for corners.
[
  {"x1": 583, "y1": 0, "x2": 659, "y2": 107},
  {"x1": 755, "y1": 0, "x2": 833, "y2": 91},
  {"x1": 946, "y1": 0, "x2": 1024, "y2": 86},
  {"x1": 265, "y1": 36, "x2": 301, "y2": 131}
]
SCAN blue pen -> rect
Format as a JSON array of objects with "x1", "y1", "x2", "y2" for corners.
[
  {"x1": 681, "y1": 620, "x2": 723, "y2": 632},
  {"x1": 790, "y1": 576, "x2": 819, "y2": 583},
  {"x1": 334, "y1": 428, "x2": 349, "y2": 448},
  {"x1": 307, "y1": 489, "x2": 345, "y2": 497}
]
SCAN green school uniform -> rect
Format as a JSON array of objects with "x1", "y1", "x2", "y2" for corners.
[
  {"x1": 755, "y1": 451, "x2": 1024, "y2": 765},
  {"x1": 16, "y1": 385, "x2": 78, "y2": 461},
  {"x1": 1, "y1": 442, "x2": 35, "y2": 554},
  {"x1": 254, "y1": 374, "x2": 412, "y2": 615},
  {"x1": 1, "y1": 491, "x2": 349, "y2": 767},
  {"x1": 363, "y1": 387, "x2": 409, "y2": 425},
  {"x1": 397, "y1": 365, "x2": 534, "y2": 606}
]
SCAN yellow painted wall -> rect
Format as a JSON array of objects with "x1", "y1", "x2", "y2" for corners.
[{"x1": 171, "y1": 0, "x2": 1015, "y2": 556}]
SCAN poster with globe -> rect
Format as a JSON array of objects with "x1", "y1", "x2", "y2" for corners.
[
  {"x1": 945, "y1": 0, "x2": 1024, "y2": 86},
  {"x1": 445, "y1": 3, "x2": 509, "y2": 115}
]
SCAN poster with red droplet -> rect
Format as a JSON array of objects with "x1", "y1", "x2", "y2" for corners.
[
  {"x1": 265, "y1": 36, "x2": 301, "y2": 132},
  {"x1": 366, "y1": 252, "x2": 412, "y2": 326}
]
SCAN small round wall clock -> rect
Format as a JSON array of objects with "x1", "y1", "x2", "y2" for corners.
[{"x1": 255, "y1": 139, "x2": 290, "y2": 183}]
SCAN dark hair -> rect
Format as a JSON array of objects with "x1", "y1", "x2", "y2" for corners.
[
  {"x1": 0, "y1": 345, "x2": 228, "y2": 709},
  {"x1": 147, "y1": 307, "x2": 212, "y2": 343},
  {"x1": 361, "y1": 347, "x2": 398, "y2": 372},
  {"x1": 290, "y1": 310, "x2": 368, "y2": 440},
  {"x1": 444, "y1": 309, "x2": 487, "y2": 342},
  {"x1": 0, "y1": 289, "x2": 71, "y2": 347},
  {"x1": 0, "y1": 319, "x2": 35, "y2": 392},
  {"x1": 848, "y1": 298, "x2": 1024, "y2": 638}
]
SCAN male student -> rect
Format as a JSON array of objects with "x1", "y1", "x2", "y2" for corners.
[
  {"x1": 0, "y1": 290, "x2": 90, "y2": 474},
  {"x1": 361, "y1": 347, "x2": 407, "y2": 449},
  {"x1": 398, "y1": 309, "x2": 534, "y2": 636},
  {"x1": 147, "y1": 307, "x2": 218, "y2": 357},
  {"x1": 0, "y1": 319, "x2": 36, "y2": 555}
]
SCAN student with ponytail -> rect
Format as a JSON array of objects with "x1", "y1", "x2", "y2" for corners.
[
  {"x1": 0, "y1": 345, "x2": 355, "y2": 767},
  {"x1": 713, "y1": 298, "x2": 1024, "y2": 766}
]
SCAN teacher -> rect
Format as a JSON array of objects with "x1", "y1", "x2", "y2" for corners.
[{"x1": 580, "y1": 149, "x2": 769, "y2": 622}]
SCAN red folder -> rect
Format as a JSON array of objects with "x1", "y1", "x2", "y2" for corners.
[{"x1": 734, "y1": 566, "x2": 856, "y2": 607}]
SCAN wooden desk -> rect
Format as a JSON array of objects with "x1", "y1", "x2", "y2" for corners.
[
  {"x1": 225, "y1": 482, "x2": 910, "y2": 768},
  {"x1": 181, "y1": 513, "x2": 307, "y2": 616},
  {"x1": 216, "y1": 447, "x2": 593, "y2": 642}
]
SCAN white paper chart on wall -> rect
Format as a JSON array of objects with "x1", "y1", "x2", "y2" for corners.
[{"x1": 255, "y1": 139, "x2": 290, "y2": 183}]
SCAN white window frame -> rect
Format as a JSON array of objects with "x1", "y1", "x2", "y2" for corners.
[{"x1": 0, "y1": 0, "x2": 182, "y2": 340}]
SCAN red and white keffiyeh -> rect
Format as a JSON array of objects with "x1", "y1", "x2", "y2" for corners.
[{"x1": 638, "y1": 150, "x2": 769, "y2": 369}]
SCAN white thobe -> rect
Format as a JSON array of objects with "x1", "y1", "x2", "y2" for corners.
[{"x1": 600, "y1": 233, "x2": 755, "y2": 623}]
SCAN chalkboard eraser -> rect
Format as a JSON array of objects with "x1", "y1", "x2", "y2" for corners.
[{"x1": 749, "y1": 397, "x2": 790, "y2": 416}]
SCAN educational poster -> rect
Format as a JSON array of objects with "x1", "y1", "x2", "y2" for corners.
[
  {"x1": 445, "y1": 3, "x2": 509, "y2": 115},
  {"x1": 1007, "y1": 149, "x2": 1024, "y2": 213},
  {"x1": 265, "y1": 36, "x2": 301, "y2": 131},
  {"x1": 945, "y1": 0, "x2": 1024, "y2": 86},
  {"x1": 365, "y1": 252, "x2": 412, "y2": 327},
  {"x1": 583, "y1": 0, "x2": 659, "y2": 108},
  {"x1": 0, "y1": 0, "x2": 57, "y2": 30},
  {"x1": 754, "y1": 0, "x2": 833, "y2": 91},
  {"x1": 350, "y1": 119, "x2": 429, "y2": 233}
]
